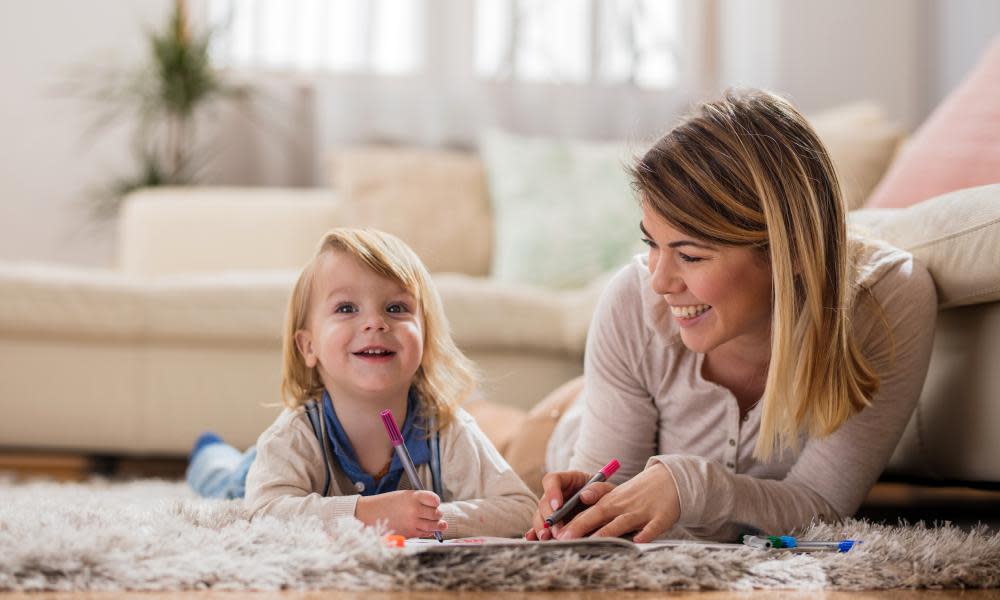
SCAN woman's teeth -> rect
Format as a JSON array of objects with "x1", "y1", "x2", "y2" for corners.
[
  {"x1": 671, "y1": 304, "x2": 712, "y2": 319},
  {"x1": 356, "y1": 349, "x2": 392, "y2": 356}
]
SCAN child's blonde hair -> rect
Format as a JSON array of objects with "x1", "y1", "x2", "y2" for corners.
[
  {"x1": 280, "y1": 228, "x2": 478, "y2": 432},
  {"x1": 631, "y1": 89, "x2": 881, "y2": 460}
]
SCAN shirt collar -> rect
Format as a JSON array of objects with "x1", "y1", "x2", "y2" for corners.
[{"x1": 321, "y1": 388, "x2": 432, "y2": 496}]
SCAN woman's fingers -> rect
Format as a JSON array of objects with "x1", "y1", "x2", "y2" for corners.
[
  {"x1": 578, "y1": 482, "x2": 614, "y2": 505},
  {"x1": 553, "y1": 503, "x2": 610, "y2": 540},
  {"x1": 531, "y1": 470, "x2": 591, "y2": 541},
  {"x1": 591, "y1": 513, "x2": 646, "y2": 539},
  {"x1": 631, "y1": 518, "x2": 670, "y2": 543}
]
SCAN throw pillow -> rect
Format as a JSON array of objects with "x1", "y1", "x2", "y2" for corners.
[
  {"x1": 329, "y1": 146, "x2": 494, "y2": 276},
  {"x1": 865, "y1": 36, "x2": 1000, "y2": 208},
  {"x1": 480, "y1": 130, "x2": 643, "y2": 289},
  {"x1": 808, "y1": 102, "x2": 904, "y2": 211}
]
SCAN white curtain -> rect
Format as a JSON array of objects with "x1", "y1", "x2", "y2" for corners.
[{"x1": 198, "y1": 0, "x2": 716, "y2": 181}]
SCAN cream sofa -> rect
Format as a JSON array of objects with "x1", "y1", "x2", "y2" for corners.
[
  {"x1": 1, "y1": 115, "x2": 999, "y2": 487},
  {"x1": 0, "y1": 185, "x2": 596, "y2": 456}
]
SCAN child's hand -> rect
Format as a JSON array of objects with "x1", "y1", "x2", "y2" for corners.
[{"x1": 355, "y1": 490, "x2": 448, "y2": 539}]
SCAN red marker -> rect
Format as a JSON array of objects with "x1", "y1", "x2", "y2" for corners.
[{"x1": 544, "y1": 459, "x2": 620, "y2": 528}]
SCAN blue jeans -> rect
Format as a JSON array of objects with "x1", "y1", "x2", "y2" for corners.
[{"x1": 186, "y1": 443, "x2": 257, "y2": 499}]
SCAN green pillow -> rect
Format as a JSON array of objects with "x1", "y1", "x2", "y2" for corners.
[{"x1": 480, "y1": 130, "x2": 644, "y2": 289}]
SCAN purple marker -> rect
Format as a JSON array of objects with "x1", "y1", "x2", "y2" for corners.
[{"x1": 380, "y1": 408, "x2": 443, "y2": 542}]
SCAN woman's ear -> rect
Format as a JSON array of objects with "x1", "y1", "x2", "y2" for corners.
[{"x1": 294, "y1": 330, "x2": 318, "y2": 368}]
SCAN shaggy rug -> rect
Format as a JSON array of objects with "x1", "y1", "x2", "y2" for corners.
[{"x1": 1, "y1": 476, "x2": 998, "y2": 592}]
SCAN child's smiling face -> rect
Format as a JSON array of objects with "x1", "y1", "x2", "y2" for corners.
[{"x1": 294, "y1": 250, "x2": 424, "y2": 400}]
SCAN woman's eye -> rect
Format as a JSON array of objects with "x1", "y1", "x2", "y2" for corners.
[
  {"x1": 386, "y1": 303, "x2": 408, "y2": 314},
  {"x1": 640, "y1": 237, "x2": 657, "y2": 248},
  {"x1": 335, "y1": 304, "x2": 357, "y2": 314},
  {"x1": 678, "y1": 253, "x2": 704, "y2": 263}
]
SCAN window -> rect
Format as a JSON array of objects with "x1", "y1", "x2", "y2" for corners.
[
  {"x1": 204, "y1": 0, "x2": 689, "y2": 89},
  {"x1": 206, "y1": 0, "x2": 424, "y2": 75},
  {"x1": 476, "y1": 0, "x2": 683, "y2": 89}
]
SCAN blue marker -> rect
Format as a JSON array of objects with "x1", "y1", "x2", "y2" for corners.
[{"x1": 743, "y1": 535, "x2": 860, "y2": 552}]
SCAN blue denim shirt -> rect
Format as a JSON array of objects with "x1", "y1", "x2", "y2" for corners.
[{"x1": 321, "y1": 389, "x2": 432, "y2": 496}]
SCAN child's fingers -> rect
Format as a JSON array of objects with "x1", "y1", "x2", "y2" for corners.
[
  {"x1": 415, "y1": 519, "x2": 448, "y2": 536},
  {"x1": 413, "y1": 490, "x2": 441, "y2": 507},
  {"x1": 416, "y1": 504, "x2": 443, "y2": 522}
]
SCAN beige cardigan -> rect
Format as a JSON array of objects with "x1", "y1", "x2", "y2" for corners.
[{"x1": 245, "y1": 406, "x2": 537, "y2": 539}]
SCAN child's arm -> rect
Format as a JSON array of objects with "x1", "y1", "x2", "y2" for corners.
[
  {"x1": 244, "y1": 409, "x2": 359, "y2": 522},
  {"x1": 246, "y1": 408, "x2": 450, "y2": 538},
  {"x1": 438, "y1": 409, "x2": 539, "y2": 539}
]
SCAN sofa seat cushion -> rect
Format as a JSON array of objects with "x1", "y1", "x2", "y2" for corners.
[
  {"x1": 436, "y1": 273, "x2": 605, "y2": 357},
  {"x1": 0, "y1": 265, "x2": 296, "y2": 343},
  {"x1": 0, "y1": 266, "x2": 603, "y2": 357},
  {"x1": 849, "y1": 184, "x2": 1000, "y2": 308}
]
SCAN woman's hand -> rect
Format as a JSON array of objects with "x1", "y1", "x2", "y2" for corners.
[
  {"x1": 524, "y1": 470, "x2": 616, "y2": 540},
  {"x1": 554, "y1": 462, "x2": 680, "y2": 543},
  {"x1": 355, "y1": 490, "x2": 447, "y2": 539}
]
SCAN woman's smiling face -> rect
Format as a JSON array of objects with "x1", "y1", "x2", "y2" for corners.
[{"x1": 640, "y1": 203, "x2": 773, "y2": 357}]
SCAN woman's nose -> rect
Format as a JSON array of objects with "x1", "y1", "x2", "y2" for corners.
[{"x1": 650, "y1": 259, "x2": 684, "y2": 296}]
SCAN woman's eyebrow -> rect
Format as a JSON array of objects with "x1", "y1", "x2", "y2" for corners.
[{"x1": 639, "y1": 222, "x2": 715, "y2": 250}]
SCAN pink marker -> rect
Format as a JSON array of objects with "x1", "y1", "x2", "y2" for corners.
[
  {"x1": 544, "y1": 459, "x2": 620, "y2": 528},
  {"x1": 380, "y1": 408, "x2": 443, "y2": 542}
]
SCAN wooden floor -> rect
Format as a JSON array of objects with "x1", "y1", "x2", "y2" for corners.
[{"x1": 2, "y1": 452, "x2": 998, "y2": 598}]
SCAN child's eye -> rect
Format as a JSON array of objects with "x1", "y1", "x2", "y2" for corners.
[
  {"x1": 678, "y1": 253, "x2": 704, "y2": 263},
  {"x1": 386, "y1": 303, "x2": 409, "y2": 314},
  {"x1": 335, "y1": 303, "x2": 357, "y2": 314}
]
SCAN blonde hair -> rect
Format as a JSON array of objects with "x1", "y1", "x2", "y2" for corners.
[
  {"x1": 280, "y1": 228, "x2": 478, "y2": 432},
  {"x1": 630, "y1": 89, "x2": 880, "y2": 460}
]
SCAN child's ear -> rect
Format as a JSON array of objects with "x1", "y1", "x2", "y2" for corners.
[{"x1": 294, "y1": 330, "x2": 318, "y2": 368}]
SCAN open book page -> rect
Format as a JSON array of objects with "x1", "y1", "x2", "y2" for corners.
[{"x1": 402, "y1": 536, "x2": 743, "y2": 555}]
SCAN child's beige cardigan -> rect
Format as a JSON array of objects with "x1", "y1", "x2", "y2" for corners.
[{"x1": 245, "y1": 407, "x2": 538, "y2": 539}]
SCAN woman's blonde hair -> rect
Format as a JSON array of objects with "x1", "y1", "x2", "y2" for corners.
[
  {"x1": 280, "y1": 228, "x2": 478, "y2": 432},
  {"x1": 631, "y1": 89, "x2": 880, "y2": 460}
]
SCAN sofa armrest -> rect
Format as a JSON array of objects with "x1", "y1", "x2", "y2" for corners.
[{"x1": 119, "y1": 187, "x2": 342, "y2": 276}]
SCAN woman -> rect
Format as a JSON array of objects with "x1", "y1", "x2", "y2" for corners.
[{"x1": 526, "y1": 89, "x2": 937, "y2": 543}]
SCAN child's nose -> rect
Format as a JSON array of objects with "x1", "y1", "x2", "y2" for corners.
[{"x1": 363, "y1": 315, "x2": 389, "y2": 331}]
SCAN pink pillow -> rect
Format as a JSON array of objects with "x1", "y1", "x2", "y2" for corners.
[{"x1": 865, "y1": 36, "x2": 1000, "y2": 209}]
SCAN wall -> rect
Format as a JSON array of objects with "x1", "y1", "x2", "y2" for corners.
[{"x1": 0, "y1": 1, "x2": 172, "y2": 267}]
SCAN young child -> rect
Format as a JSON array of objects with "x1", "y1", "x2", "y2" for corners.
[{"x1": 186, "y1": 228, "x2": 537, "y2": 539}]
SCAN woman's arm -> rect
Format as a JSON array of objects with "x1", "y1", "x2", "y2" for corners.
[
  {"x1": 568, "y1": 262, "x2": 660, "y2": 480},
  {"x1": 437, "y1": 409, "x2": 539, "y2": 539}
]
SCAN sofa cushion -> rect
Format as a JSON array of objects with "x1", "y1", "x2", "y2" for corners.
[
  {"x1": 480, "y1": 130, "x2": 643, "y2": 289},
  {"x1": 865, "y1": 36, "x2": 1000, "y2": 209},
  {"x1": 808, "y1": 102, "x2": 904, "y2": 211},
  {"x1": 120, "y1": 187, "x2": 343, "y2": 276},
  {"x1": 0, "y1": 265, "x2": 600, "y2": 357},
  {"x1": 329, "y1": 146, "x2": 493, "y2": 277},
  {"x1": 849, "y1": 184, "x2": 1000, "y2": 308}
]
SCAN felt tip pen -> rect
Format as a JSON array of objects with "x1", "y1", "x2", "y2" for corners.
[
  {"x1": 742, "y1": 535, "x2": 859, "y2": 552},
  {"x1": 380, "y1": 408, "x2": 443, "y2": 543},
  {"x1": 544, "y1": 459, "x2": 620, "y2": 528}
]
